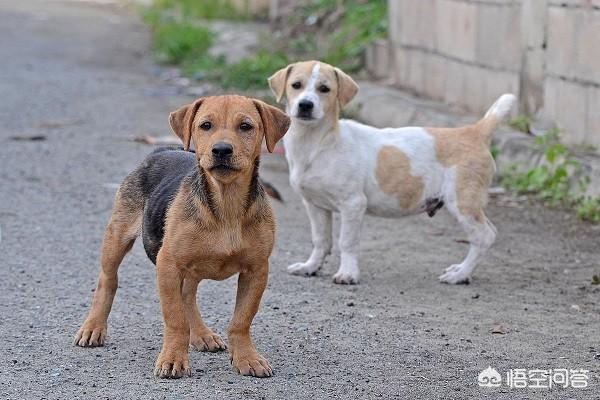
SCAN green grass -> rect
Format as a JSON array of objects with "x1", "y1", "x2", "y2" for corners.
[
  {"x1": 152, "y1": 21, "x2": 214, "y2": 64},
  {"x1": 501, "y1": 129, "x2": 600, "y2": 223},
  {"x1": 577, "y1": 197, "x2": 600, "y2": 223},
  {"x1": 508, "y1": 115, "x2": 531, "y2": 133},
  {"x1": 147, "y1": 0, "x2": 249, "y2": 20},
  {"x1": 218, "y1": 51, "x2": 290, "y2": 90},
  {"x1": 323, "y1": 1, "x2": 388, "y2": 71},
  {"x1": 182, "y1": 50, "x2": 290, "y2": 90},
  {"x1": 294, "y1": 0, "x2": 388, "y2": 72},
  {"x1": 142, "y1": 0, "x2": 388, "y2": 89}
]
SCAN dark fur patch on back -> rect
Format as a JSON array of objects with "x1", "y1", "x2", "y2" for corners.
[{"x1": 246, "y1": 158, "x2": 264, "y2": 210}]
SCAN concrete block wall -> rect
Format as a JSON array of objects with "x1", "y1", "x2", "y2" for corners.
[
  {"x1": 377, "y1": 0, "x2": 600, "y2": 147},
  {"x1": 387, "y1": 0, "x2": 521, "y2": 115},
  {"x1": 544, "y1": 1, "x2": 600, "y2": 146}
]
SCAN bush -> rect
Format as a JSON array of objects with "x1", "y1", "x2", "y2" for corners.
[{"x1": 153, "y1": 21, "x2": 214, "y2": 64}]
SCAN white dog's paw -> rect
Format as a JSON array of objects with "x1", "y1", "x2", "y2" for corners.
[
  {"x1": 287, "y1": 262, "x2": 319, "y2": 276},
  {"x1": 332, "y1": 270, "x2": 359, "y2": 285},
  {"x1": 439, "y1": 264, "x2": 471, "y2": 285}
]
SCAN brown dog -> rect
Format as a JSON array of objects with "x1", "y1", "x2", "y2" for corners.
[{"x1": 74, "y1": 95, "x2": 290, "y2": 378}]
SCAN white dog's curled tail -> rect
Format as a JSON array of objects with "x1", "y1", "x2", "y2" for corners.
[{"x1": 479, "y1": 93, "x2": 517, "y2": 145}]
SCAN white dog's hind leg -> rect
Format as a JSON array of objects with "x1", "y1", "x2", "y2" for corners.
[
  {"x1": 439, "y1": 208, "x2": 496, "y2": 284},
  {"x1": 333, "y1": 197, "x2": 366, "y2": 284},
  {"x1": 288, "y1": 200, "x2": 332, "y2": 276}
]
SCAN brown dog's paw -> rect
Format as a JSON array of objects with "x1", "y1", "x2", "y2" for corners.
[
  {"x1": 190, "y1": 330, "x2": 227, "y2": 352},
  {"x1": 231, "y1": 353, "x2": 273, "y2": 378},
  {"x1": 154, "y1": 350, "x2": 191, "y2": 379},
  {"x1": 74, "y1": 320, "x2": 107, "y2": 347}
]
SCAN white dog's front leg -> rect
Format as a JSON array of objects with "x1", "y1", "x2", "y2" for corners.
[
  {"x1": 288, "y1": 199, "x2": 332, "y2": 277},
  {"x1": 333, "y1": 197, "x2": 366, "y2": 284}
]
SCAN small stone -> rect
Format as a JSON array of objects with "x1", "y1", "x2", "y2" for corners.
[{"x1": 491, "y1": 324, "x2": 509, "y2": 334}]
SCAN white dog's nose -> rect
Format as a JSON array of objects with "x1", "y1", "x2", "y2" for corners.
[{"x1": 298, "y1": 99, "x2": 314, "y2": 112}]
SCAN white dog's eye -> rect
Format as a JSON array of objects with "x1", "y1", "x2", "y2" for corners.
[
  {"x1": 199, "y1": 121, "x2": 212, "y2": 131},
  {"x1": 291, "y1": 81, "x2": 302, "y2": 89},
  {"x1": 318, "y1": 85, "x2": 330, "y2": 93}
]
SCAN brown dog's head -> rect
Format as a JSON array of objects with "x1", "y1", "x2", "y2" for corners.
[
  {"x1": 169, "y1": 95, "x2": 290, "y2": 183},
  {"x1": 268, "y1": 60, "x2": 358, "y2": 124}
]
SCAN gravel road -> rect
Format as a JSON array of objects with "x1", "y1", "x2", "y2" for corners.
[{"x1": 1, "y1": 1, "x2": 599, "y2": 399}]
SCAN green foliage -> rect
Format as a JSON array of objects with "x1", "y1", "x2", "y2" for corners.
[
  {"x1": 152, "y1": 21, "x2": 214, "y2": 64},
  {"x1": 490, "y1": 145, "x2": 500, "y2": 160},
  {"x1": 508, "y1": 115, "x2": 531, "y2": 133},
  {"x1": 577, "y1": 197, "x2": 600, "y2": 223},
  {"x1": 183, "y1": 51, "x2": 290, "y2": 90},
  {"x1": 142, "y1": 0, "x2": 388, "y2": 89},
  {"x1": 592, "y1": 274, "x2": 600, "y2": 285},
  {"x1": 219, "y1": 51, "x2": 290, "y2": 90},
  {"x1": 501, "y1": 129, "x2": 600, "y2": 223},
  {"x1": 148, "y1": 0, "x2": 248, "y2": 20},
  {"x1": 298, "y1": 0, "x2": 388, "y2": 72}
]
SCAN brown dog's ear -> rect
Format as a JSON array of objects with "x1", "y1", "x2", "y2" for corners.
[
  {"x1": 268, "y1": 64, "x2": 294, "y2": 103},
  {"x1": 334, "y1": 67, "x2": 359, "y2": 108},
  {"x1": 253, "y1": 100, "x2": 291, "y2": 153},
  {"x1": 168, "y1": 98, "x2": 204, "y2": 151}
]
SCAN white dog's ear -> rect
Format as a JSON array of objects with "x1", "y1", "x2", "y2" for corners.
[
  {"x1": 253, "y1": 99, "x2": 291, "y2": 153},
  {"x1": 169, "y1": 98, "x2": 204, "y2": 151},
  {"x1": 268, "y1": 65, "x2": 293, "y2": 103},
  {"x1": 334, "y1": 67, "x2": 359, "y2": 108}
]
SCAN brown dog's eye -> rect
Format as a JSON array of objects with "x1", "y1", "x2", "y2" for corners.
[
  {"x1": 199, "y1": 121, "x2": 212, "y2": 131},
  {"x1": 291, "y1": 82, "x2": 302, "y2": 89},
  {"x1": 318, "y1": 85, "x2": 330, "y2": 93},
  {"x1": 239, "y1": 122, "x2": 253, "y2": 131}
]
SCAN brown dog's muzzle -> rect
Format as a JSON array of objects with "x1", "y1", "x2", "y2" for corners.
[
  {"x1": 210, "y1": 141, "x2": 239, "y2": 173},
  {"x1": 212, "y1": 142, "x2": 233, "y2": 158}
]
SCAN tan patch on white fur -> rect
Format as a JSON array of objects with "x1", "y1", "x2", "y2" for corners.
[
  {"x1": 426, "y1": 121, "x2": 496, "y2": 217},
  {"x1": 376, "y1": 145, "x2": 424, "y2": 210}
]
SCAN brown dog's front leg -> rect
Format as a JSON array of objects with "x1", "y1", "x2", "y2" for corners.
[
  {"x1": 154, "y1": 251, "x2": 191, "y2": 379},
  {"x1": 182, "y1": 278, "x2": 227, "y2": 352},
  {"x1": 228, "y1": 264, "x2": 272, "y2": 378}
]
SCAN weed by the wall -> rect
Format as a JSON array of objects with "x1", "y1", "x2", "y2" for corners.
[
  {"x1": 577, "y1": 197, "x2": 600, "y2": 223},
  {"x1": 508, "y1": 115, "x2": 531, "y2": 134},
  {"x1": 501, "y1": 129, "x2": 600, "y2": 223},
  {"x1": 293, "y1": 0, "x2": 388, "y2": 72}
]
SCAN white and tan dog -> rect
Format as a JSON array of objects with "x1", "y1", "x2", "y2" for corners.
[{"x1": 269, "y1": 60, "x2": 516, "y2": 285}]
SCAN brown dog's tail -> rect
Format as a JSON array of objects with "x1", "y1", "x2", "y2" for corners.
[
  {"x1": 477, "y1": 94, "x2": 517, "y2": 146},
  {"x1": 259, "y1": 179, "x2": 283, "y2": 202}
]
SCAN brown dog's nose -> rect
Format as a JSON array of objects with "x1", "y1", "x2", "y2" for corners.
[{"x1": 212, "y1": 142, "x2": 233, "y2": 157}]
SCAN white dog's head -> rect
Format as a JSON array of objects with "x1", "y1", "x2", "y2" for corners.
[{"x1": 268, "y1": 60, "x2": 358, "y2": 124}]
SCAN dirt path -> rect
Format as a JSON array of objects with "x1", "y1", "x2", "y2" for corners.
[{"x1": 0, "y1": 1, "x2": 598, "y2": 399}]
